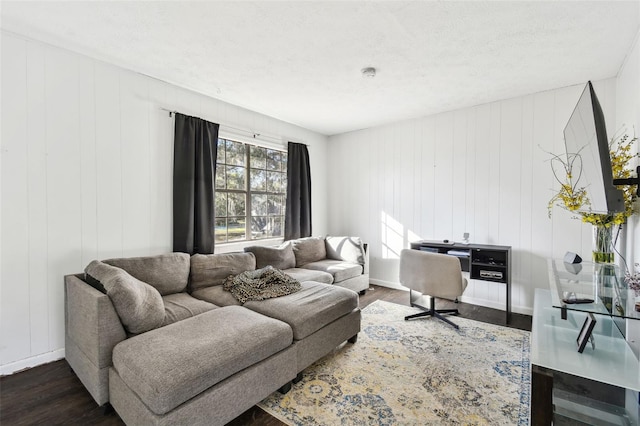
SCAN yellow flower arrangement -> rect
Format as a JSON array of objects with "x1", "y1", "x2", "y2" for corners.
[{"x1": 547, "y1": 132, "x2": 638, "y2": 226}]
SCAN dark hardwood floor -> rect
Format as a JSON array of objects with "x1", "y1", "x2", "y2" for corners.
[{"x1": 0, "y1": 285, "x2": 531, "y2": 426}]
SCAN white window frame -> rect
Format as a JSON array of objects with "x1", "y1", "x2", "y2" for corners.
[{"x1": 215, "y1": 134, "x2": 288, "y2": 245}]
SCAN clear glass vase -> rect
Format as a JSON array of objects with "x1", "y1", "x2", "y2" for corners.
[{"x1": 592, "y1": 225, "x2": 614, "y2": 263}]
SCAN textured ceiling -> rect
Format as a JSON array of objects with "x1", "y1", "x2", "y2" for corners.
[{"x1": 2, "y1": 1, "x2": 639, "y2": 136}]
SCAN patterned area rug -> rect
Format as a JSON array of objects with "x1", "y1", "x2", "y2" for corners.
[{"x1": 258, "y1": 300, "x2": 530, "y2": 425}]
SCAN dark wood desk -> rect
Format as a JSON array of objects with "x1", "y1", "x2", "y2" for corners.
[{"x1": 410, "y1": 240, "x2": 512, "y2": 323}]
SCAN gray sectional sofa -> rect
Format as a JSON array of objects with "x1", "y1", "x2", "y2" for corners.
[{"x1": 64, "y1": 236, "x2": 368, "y2": 425}]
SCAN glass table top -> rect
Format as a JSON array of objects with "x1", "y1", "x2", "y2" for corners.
[{"x1": 547, "y1": 258, "x2": 640, "y2": 321}]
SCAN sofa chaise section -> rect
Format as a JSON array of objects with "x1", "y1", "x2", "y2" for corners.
[{"x1": 109, "y1": 306, "x2": 296, "y2": 426}]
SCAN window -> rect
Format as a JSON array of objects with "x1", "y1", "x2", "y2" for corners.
[{"x1": 215, "y1": 138, "x2": 287, "y2": 243}]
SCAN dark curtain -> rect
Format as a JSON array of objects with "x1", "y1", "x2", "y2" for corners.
[
  {"x1": 284, "y1": 142, "x2": 312, "y2": 240},
  {"x1": 173, "y1": 113, "x2": 219, "y2": 254}
]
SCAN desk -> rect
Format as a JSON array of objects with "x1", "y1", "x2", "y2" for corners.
[{"x1": 410, "y1": 241, "x2": 511, "y2": 323}]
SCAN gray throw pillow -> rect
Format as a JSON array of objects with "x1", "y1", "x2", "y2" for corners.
[
  {"x1": 291, "y1": 236, "x2": 327, "y2": 267},
  {"x1": 85, "y1": 260, "x2": 165, "y2": 334},
  {"x1": 325, "y1": 236, "x2": 366, "y2": 265},
  {"x1": 244, "y1": 243, "x2": 296, "y2": 270}
]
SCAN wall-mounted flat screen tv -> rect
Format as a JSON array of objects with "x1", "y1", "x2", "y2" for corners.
[{"x1": 563, "y1": 81, "x2": 624, "y2": 214}]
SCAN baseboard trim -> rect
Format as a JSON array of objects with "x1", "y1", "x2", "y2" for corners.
[
  {"x1": 0, "y1": 348, "x2": 65, "y2": 376},
  {"x1": 460, "y1": 296, "x2": 533, "y2": 316},
  {"x1": 369, "y1": 279, "x2": 407, "y2": 291}
]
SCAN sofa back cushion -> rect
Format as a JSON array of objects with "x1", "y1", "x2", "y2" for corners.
[
  {"x1": 291, "y1": 236, "x2": 327, "y2": 267},
  {"x1": 244, "y1": 242, "x2": 296, "y2": 270},
  {"x1": 104, "y1": 253, "x2": 190, "y2": 295},
  {"x1": 189, "y1": 252, "x2": 256, "y2": 291},
  {"x1": 85, "y1": 260, "x2": 165, "y2": 334},
  {"x1": 325, "y1": 236, "x2": 366, "y2": 265}
]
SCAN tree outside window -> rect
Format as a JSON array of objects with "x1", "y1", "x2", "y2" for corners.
[{"x1": 215, "y1": 138, "x2": 287, "y2": 243}]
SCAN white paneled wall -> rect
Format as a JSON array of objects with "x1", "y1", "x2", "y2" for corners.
[
  {"x1": 617, "y1": 30, "x2": 640, "y2": 268},
  {"x1": 327, "y1": 79, "x2": 618, "y2": 315},
  {"x1": 0, "y1": 32, "x2": 329, "y2": 374}
]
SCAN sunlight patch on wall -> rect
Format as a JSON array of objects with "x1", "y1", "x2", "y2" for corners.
[{"x1": 380, "y1": 211, "x2": 419, "y2": 259}]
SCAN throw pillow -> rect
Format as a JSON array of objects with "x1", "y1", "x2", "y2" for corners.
[
  {"x1": 325, "y1": 236, "x2": 366, "y2": 265},
  {"x1": 244, "y1": 242, "x2": 296, "y2": 270},
  {"x1": 85, "y1": 260, "x2": 165, "y2": 334},
  {"x1": 291, "y1": 236, "x2": 327, "y2": 267}
]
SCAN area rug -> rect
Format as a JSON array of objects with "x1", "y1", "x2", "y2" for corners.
[{"x1": 258, "y1": 300, "x2": 530, "y2": 425}]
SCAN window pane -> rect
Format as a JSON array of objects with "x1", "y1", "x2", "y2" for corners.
[
  {"x1": 250, "y1": 146, "x2": 267, "y2": 169},
  {"x1": 267, "y1": 150, "x2": 281, "y2": 171},
  {"x1": 228, "y1": 193, "x2": 245, "y2": 217},
  {"x1": 215, "y1": 139, "x2": 287, "y2": 244},
  {"x1": 226, "y1": 166, "x2": 245, "y2": 190},
  {"x1": 250, "y1": 169, "x2": 266, "y2": 191},
  {"x1": 215, "y1": 218, "x2": 227, "y2": 243},
  {"x1": 215, "y1": 166, "x2": 226, "y2": 189},
  {"x1": 269, "y1": 217, "x2": 283, "y2": 238},
  {"x1": 268, "y1": 195, "x2": 284, "y2": 215},
  {"x1": 267, "y1": 171, "x2": 285, "y2": 193},
  {"x1": 251, "y1": 194, "x2": 267, "y2": 216},
  {"x1": 251, "y1": 217, "x2": 268, "y2": 239},
  {"x1": 226, "y1": 140, "x2": 245, "y2": 166},
  {"x1": 216, "y1": 138, "x2": 226, "y2": 164},
  {"x1": 227, "y1": 217, "x2": 246, "y2": 241},
  {"x1": 215, "y1": 192, "x2": 227, "y2": 217},
  {"x1": 278, "y1": 196, "x2": 286, "y2": 216}
]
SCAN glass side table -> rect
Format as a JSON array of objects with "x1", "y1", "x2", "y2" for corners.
[
  {"x1": 547, "y1": 259, "x2": 640, "y2": 338},
  {"x1": 531, "y1": 288, "x2": 640, "y2": 425}
]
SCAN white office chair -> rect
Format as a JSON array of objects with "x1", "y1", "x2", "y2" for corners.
[{"x1": 399, "y1": 249, "x2": 468, "y2": 329}]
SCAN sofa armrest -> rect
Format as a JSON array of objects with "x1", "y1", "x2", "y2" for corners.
[
  {"x1": 65, "y1": 274, "x2": 126, "y2": 369},
  {"x1": 325, "y1": 236, "x2": 368, "y2": 274}
]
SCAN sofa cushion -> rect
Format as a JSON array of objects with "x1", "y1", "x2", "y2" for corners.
[
  {"x1": 85, "y1": 260, "x2": 165, "y2": 334},
  {"x1": 161, "y1": 293, "x2": 218, "y2": 326},
  {"x1": 191, "y1": 285, "x2": 242, "y2": 306},
  {"x1": 111, "y1": 306, "x2": 293, "y2": 415},
  {"x1": 283, "y1": 267, "x2": 333, "y2": 284},
  {"x1": 291, "y1": 236, "x2": 326, "y2": 267},
  {"x1": 243, "y1": 281, "x2": 358, "y2": 340},
  {"x1": 189, "y1": 252, "x2": 256, "y2": 291},
  {"x1": 244, "y1": 243, "x2": 296, "y2": 270},
  {"x1": 301, "y1": 259, "x2": 363, "y2": 283},
  {"x1": 325, "y1": 236, "x2": 366, "y2": 265},
  {"x1": 104, "y1": 253, "x2": 190, "y2": 295}
]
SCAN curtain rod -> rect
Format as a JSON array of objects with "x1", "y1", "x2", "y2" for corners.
[
  {"x1": 160, "y1": 107, "x2": 285, "y2": 144},
  {"x1": 160, "y1": 107, "x2": 307, "y2": 146}
]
